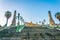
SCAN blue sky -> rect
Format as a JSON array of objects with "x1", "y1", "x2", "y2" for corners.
[{"x1": 0, "y1": 0, "x2": 60, "y2": 26}]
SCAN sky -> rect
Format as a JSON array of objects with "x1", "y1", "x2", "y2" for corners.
[{"x1": 0, "y1": 0, "x2": 60, "y2": 26}]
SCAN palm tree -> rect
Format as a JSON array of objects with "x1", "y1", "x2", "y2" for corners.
[
  {"x1": 20, "y1": 16, "x2": 24, "y2": 25},
  {"x1": 39, "y1": 21, "x2": 41, "y2": 24},
  {"x1": 5, "y1": 11, "x2": 11, "y2": 26},
  {"x1": 17, "y1": 13, "x2": 24, "y2": 25},
  {"x1": 43, "y1": 19, "x2": 46, "y2": 25},
  {"x1": 55, "y1": 12, "x2": 60, "y2": 24}
]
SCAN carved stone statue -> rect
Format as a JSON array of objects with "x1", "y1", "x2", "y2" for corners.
[
  {"x1": 11, "y1": 10, "x2": 16, "y2": 26},
  {"x1": 48, "y1": 11, "x2": 55, "y2": 26}
]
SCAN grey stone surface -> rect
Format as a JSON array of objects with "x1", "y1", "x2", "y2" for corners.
[{"x1": 0, "y1": 26, "x2": 60, "y2": 40}]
